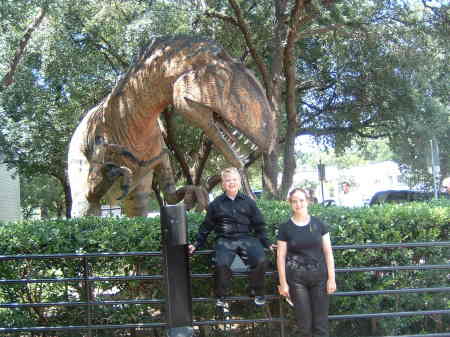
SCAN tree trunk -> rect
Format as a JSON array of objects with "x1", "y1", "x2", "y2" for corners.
[
  {"x1": 262, "y1": 151, "x2": 280, "y2": 199},
  {"x1": 163, "y1": 110, "x2": 194, "y2": 185},
  {"x1": 261, "y1": 0, "x2": 289, "y2": 199},
  {"x1": 280, "y1": 128, "x2": 297, "y2": 198},
  {"x1": 193, "y1": 138, "x2": 213, "y2": 185},
  {"x1": 205, "y1": 174, "x2": 221, "y2": 192},
  {"x1": 152, "y1": 177, "x2": 164, "y2": 209},
  {"x1": 59, "y1": 176, "x2": 72, "y2": 219},
  {"x1": 280, "y1": 0, "x2": 302, "y2": 199},
  {"x1": 40, "y1": 206, "x2": 48, "y2": 219},
  {"x1": 239, "y1": 167, "x2": 255, "y2": 199},
  {"x1": 440, "y1": 132, "x2": 449, "y2": 182}
]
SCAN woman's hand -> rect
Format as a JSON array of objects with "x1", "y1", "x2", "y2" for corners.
[
  {"x1": 278, "y1": 283, "x2": 290, "y2": 297},
  {"x1": 327, "y1": 279, "x2": 336, "y2": 294},
  {"x1": 188, "y1": 244, "x2": 196, "y2": 255}
]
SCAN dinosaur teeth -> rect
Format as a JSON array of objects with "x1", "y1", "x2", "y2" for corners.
[{"x1": 214, "y1": 120, "x2": 257, "y2": 164}]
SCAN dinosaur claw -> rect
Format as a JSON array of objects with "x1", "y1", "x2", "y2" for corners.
[{"x1": 116, "y1": 184, "x2": 130, "y2": 200}]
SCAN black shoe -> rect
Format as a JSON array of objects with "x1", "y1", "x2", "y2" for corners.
[
  {"x1": 254, "y1": 296, "x2": 266, "y2": 306},
  {"x1": 216, "y1": 297, "x2": 228, "y2": 308}
]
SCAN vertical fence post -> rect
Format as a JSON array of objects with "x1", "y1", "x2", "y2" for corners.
[
  {"x1": 161, "y1": 203, "x2": 194, "y2": 337},
  {"x1": 83, "y1": 256, "x2": 92, "y2": 337}
]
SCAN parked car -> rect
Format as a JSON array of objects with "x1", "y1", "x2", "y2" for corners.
[
  {"x1": 321, "y1": 199, "x2": 336, "y2": 207},
  {"x1": 369, "y1": 190, "x2": 435, "y2": 206},
  {"x1": 253, "y1": 190, "x2": 263, "y2": 199}
]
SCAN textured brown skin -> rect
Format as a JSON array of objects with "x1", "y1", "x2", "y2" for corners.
[{"x1": 68, "y1": 36, "x2": 276, "y2": 217}]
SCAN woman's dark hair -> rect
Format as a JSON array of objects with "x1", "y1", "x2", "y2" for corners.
[
  {"x1": 288, "y1": 188, "x2": 316, "y2": 232},
  {"x1": 287, "y1": 188, "x2": 309, "y2": 203}
]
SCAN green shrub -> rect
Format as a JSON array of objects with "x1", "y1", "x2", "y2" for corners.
[{"x1": 0, "y1": 199, "x2": 448, "y2": 336}]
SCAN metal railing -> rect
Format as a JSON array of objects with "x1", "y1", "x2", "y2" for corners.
[{"x1": 0, "y1": 241, "x2": 449, "y2": 336}]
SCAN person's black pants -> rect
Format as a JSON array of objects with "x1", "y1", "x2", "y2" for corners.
[
  {"x1": 214, "y1": 236, "x2": 266, "y2": 298},
  {"x1": 287, "y1": 258, "x2": 329, "y2": 337}
]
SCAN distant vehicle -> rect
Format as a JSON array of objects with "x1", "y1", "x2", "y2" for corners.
[
  {"x1": 369, "y1": 190, "x2": 435, "y2": 206},
  {"x1": 321, "y1": 199, "x2": 336, "y2": 207},
  {"x1": 147, "y1": 211, "x2": 160, "y2": 218},
  {"x1": 253, "y1": 190, "x2": 263, "y2": 199}
]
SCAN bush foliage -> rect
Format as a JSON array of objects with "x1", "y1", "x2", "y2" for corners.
[{"x1": 0, "y1": 199, "x2": 448, "y2": 336}]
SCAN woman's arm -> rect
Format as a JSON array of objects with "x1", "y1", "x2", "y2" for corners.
[
  {"x1": 276, "y1": 240, "x2": 290, "y2": 296},
  {"x1": 322, "y1": 233, "x2": 336, "y2": 294}
]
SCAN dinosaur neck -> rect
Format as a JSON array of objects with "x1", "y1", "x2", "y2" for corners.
[
  {"x1": 103, "y1": 98, "x2": 164, "y2": 161},
  {"x1": 88, "y1": 36, "x2": 232, "y2": 161}
]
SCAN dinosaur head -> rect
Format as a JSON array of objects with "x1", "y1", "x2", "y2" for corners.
[{"x1": 173, "y1": 62, "x2": 277, "y2": 168}]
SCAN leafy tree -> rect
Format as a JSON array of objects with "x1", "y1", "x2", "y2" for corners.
[
  {"x1": 189, "y1": 0, "x2": 449, "y2": 199},
  {"x1": 385, "y1": 1, "x2": 450, "y2": 187},
  {"x1": 0, "y1": 1, "x2": 47, "y2": 89},
  {"x1": 297, "y1": 137, "x2": 394, "y2": 169},
  {"x1": 0, "y1": 0, "x2": 448, "y2": 217},
  {"x1": 20, "y1": 175, "x2": 65, "y2": 219},
  {"x1": 0, "y1": 0, "x2": 205, "y2": 213}
]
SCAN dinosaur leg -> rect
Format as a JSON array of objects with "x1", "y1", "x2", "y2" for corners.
[
  {"x1": 68, "y1": 151, "x2": 104, "y2": 217},
  {"x1": 122, "y1": 171, "x2": 154, "y2": 217},
  {"x1": 71, "y1": 192, "x2": 102, "y2": 217},
  {"x1": 154, "y1": 146, "x2": 209, "y2": 211}
]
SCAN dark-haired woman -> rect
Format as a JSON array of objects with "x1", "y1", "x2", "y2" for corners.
[{"x1": 277, "y1": 188, "x2": 336, "y2": 337}]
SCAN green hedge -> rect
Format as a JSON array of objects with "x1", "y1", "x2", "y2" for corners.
[{"x1": 0, "y1": 199, "x2": 448, "y2": 336}]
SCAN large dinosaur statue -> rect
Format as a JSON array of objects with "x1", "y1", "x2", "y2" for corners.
[{"x1": 68, "y1": 36, "x2": 276, "y2": 217}]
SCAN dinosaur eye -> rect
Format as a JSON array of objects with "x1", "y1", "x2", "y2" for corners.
[{"x1": 95, "y1": 136, "x2": 104, "y2": 145}]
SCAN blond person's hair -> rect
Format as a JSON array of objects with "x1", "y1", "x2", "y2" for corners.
[
  {"x1": 443, "y1": 177, "x2": 450, "y2": 188},
  {"x1": 221, "y1": 167, "x2": 241, "y2": 181}
]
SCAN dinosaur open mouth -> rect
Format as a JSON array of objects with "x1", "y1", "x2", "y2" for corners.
[{"x1": 213, "y1": 112, "x2": 258, "y2": 165}]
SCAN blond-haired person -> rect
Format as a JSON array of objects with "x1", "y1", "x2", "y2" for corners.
[
  {"x1": 277, "y1": 188, "x2": 336, "y2": 337},
  {"x1": 189, "y1": 167, "x2": 271, "y2": 307},
  {"x1": 442, "y1": 177, "x2": 450, "y2": 194}
]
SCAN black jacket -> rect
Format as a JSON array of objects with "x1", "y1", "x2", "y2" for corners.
[{"x1": 193, "y1": 192, "x2": 271, "y2": 249}]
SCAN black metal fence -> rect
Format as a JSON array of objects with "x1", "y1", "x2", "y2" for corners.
[{"x1": 0, "y1": 241, "x2": 449, "y2": 337}]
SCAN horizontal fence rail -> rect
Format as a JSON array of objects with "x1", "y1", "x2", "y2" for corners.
[{"x1": 0, "y1": 241, "x2": 449, "y2": 336}]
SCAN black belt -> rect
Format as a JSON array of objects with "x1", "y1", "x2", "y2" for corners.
[
  {"x1": 287, "y1": 254, "x2": 321, "y2": 267},
  {"x1": 234, "y1": 223, "x2": 250, "y2": 233}
]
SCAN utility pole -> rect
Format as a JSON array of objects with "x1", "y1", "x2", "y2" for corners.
[
  {"x1": 318, "y1": 161, "x2": 326, "y2": 202},
  {"x1": 430, "y1": 138, "x2": 440, "y2": 199}
]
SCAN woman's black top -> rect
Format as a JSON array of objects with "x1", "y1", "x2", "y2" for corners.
[{"x1": 277, "y1": 216, "x2": 328, "y2": 265}]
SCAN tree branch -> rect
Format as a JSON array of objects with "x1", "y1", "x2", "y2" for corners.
[
  {"x1": 96, "y1": 35, "x2": 130, "y2": 70},
  {"x1": 162, "y1": 111, "x2": 194, "y2": 185},
  {"x1": 1, "y1": 7, "x2": 46, "y2": 89},
  {"x1": 227, "y1": 0, "x2": 274, "y2": 101},
  {"x1": 67, "y1": 12, "x2": 130, "y2": 72},
  {"x1": 193, "y1": 137, "x2": 213, "y2": 186},
  {"x1": 299, "y1": 23, "x2": 346, "y2": 38},
  {"x1": 205, "y1": 10, "x2": 238, "y2": 25},
  {"x1": 298, "y1": 119, "x2": 391, "y2": 138}
]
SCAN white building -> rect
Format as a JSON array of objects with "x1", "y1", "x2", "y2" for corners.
[
  {"x1": 293, "y1": 161, "x2": 409, "y2": 206},
  {"x1": 341, "y1": 161, "x2": 409, "y2": 203},
  {"x1": 0, "y1": 156, "x2": 21, "y2": 222}
]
